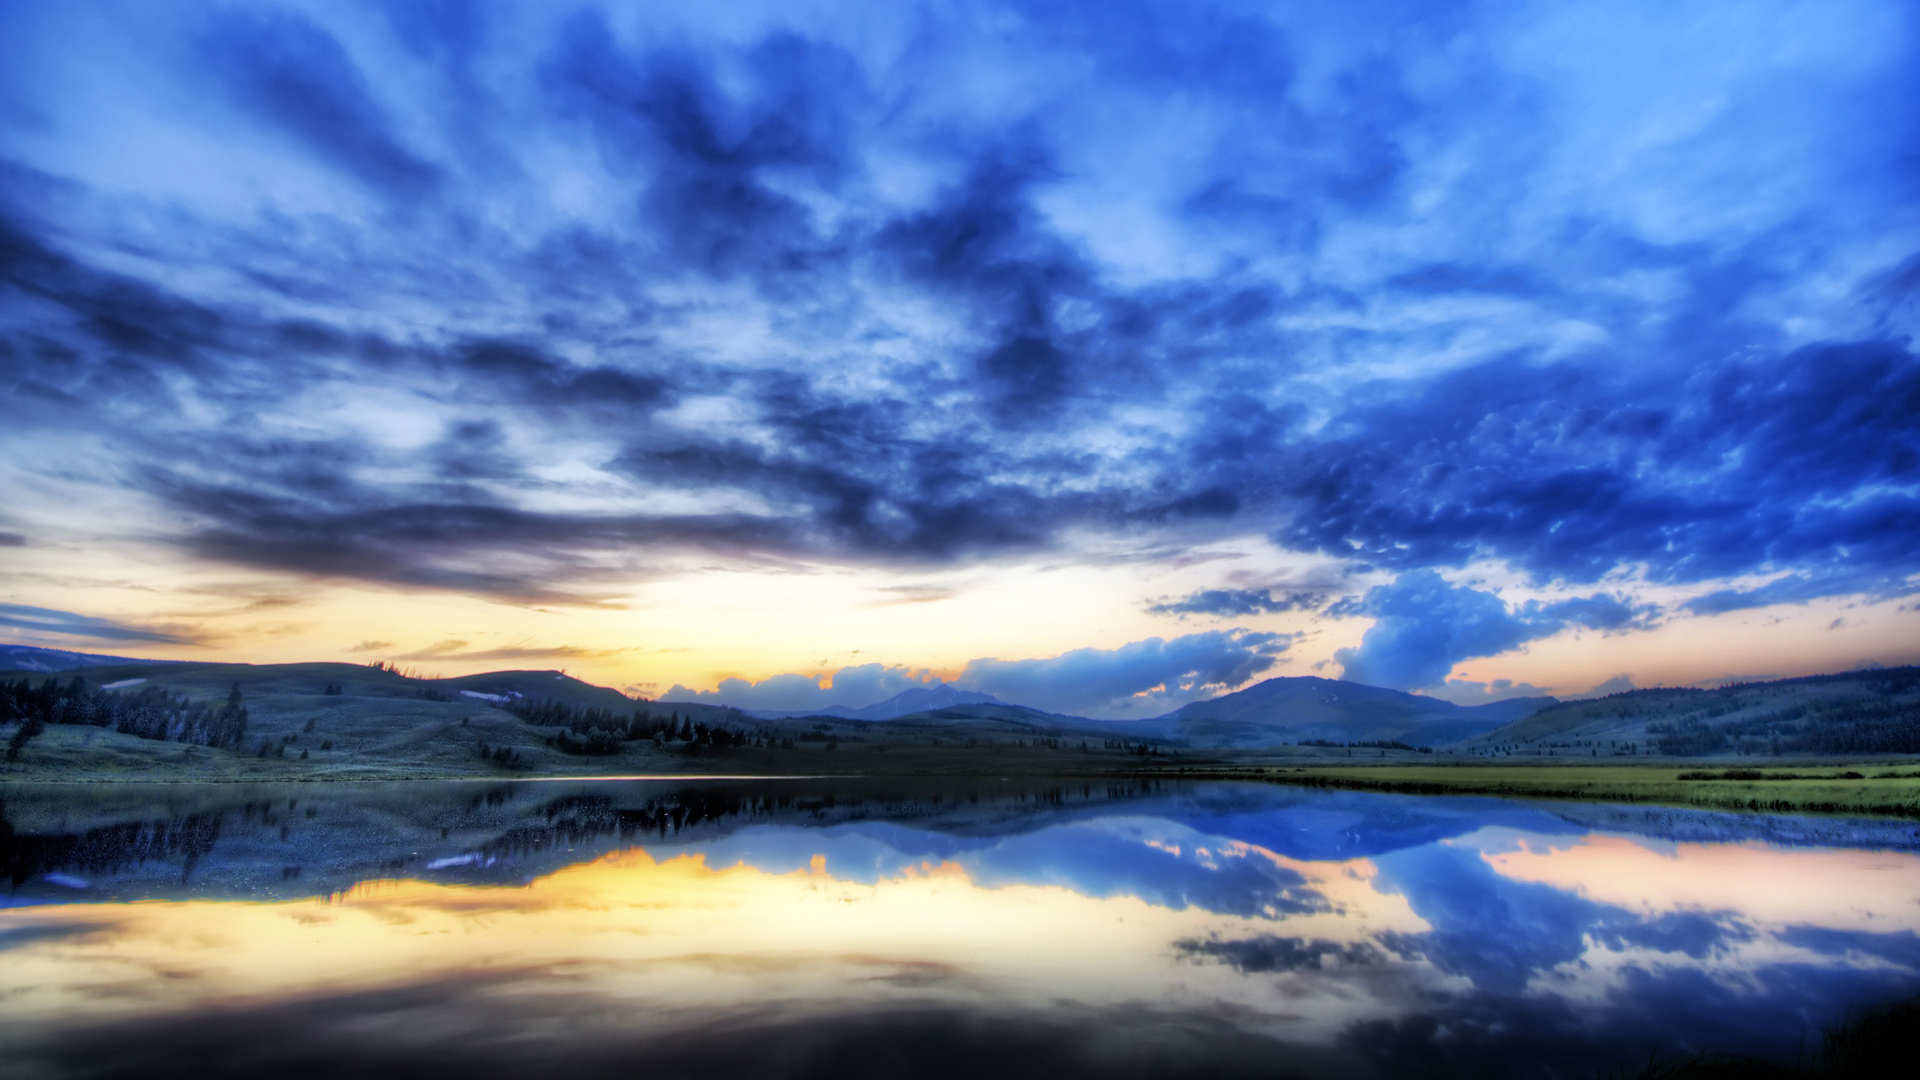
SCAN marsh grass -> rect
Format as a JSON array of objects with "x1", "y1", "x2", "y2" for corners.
[{"x1": 1223, "y1": 763, "x2": 1920, "y2": 818}]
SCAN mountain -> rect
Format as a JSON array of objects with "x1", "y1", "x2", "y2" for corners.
[
  {"x1": 734, "y1": 682, "x2": 1009, "y2": 721},
  {"x1": 728, "y1": 676, "x2": 1552, "y2": 746},
  {"x1": 1158, "y1": 676, "x2": 1556, "y2": 748},
  {"x1": 880, "y1": 702, "x2": 1154, "y2": 739},
  {"x1": 0, "y1": 644, "x2": 179, "y2": 673}
]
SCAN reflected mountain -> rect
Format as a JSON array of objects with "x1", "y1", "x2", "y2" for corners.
[
  {"x1": 4, "y1": 779, "x2": 1920, "y2": 1078},
  {"x1": 6, "y1": 778, "x2": 1920, "y2": 906}
]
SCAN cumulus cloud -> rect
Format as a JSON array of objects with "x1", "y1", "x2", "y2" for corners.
[
  {"x1": 665, "y1": 663, "x2": 934, "y2": 713},
  {"x1": 956, "y1": 629, "x2": 1295, "y2": 718},
  {"x1": 1427, "y1": 679, "x2": 1556, "y2": 707},
  {"x1": 1332, "y1": 572, "x2": 1655, "y2": 692},
  {"x1": 667, "y1": 631, "x2": 1292, "y2": 718},
  {"x1": 1587, "y1": 674, "x2": 1637, "y2": 696}
]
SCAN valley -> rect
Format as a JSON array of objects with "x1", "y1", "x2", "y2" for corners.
[{"x1": 3, "y1": 646, "x2": 1917, "y2": 818}]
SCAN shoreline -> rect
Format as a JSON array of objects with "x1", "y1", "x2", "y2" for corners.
[{"x1": 8, "y1": 757, "x2": 1920, "y2": 820}]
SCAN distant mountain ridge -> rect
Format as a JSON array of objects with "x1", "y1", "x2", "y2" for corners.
[
  {"x1": 730, "y1": 674, "x2": 1557, "y2": 747},
  {"x1": 3, "y1": 643, "x2": 1559, "y2": 748},
  {"x1": 1156, "y1": 676, "x2": 1556, "y2": 748},
  {"x1": 736, "y1": 682, "x2": 1009, "y2": 721},
  {"x1": 0, "y1": 644, "x2": 180, "y2": 673}
]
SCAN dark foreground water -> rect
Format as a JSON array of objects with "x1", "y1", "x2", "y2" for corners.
[{"x1": 3, "y1": 779, "x2": 1919, "y2": 1080}]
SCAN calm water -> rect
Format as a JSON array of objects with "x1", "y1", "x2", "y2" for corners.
[{"x1": 3, "y1": 779, "x2": 1919, "y2": 1079}]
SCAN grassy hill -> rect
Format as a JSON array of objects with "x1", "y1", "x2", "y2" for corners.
[
  {"x1": 0, "y1": 660, "x2": 754, "y2": 781},
  {"x1": 0, "y1": 660, "x2": 1196, "y2": 781},
  {"x1": 5, "y1": 657, "x2": 1919, "y2": 799},
  {"x1": 1461, "y1": 666, "x2": 1920, "y2": 758}
]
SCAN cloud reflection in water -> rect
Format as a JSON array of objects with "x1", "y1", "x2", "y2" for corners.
[{"x1": 0, "y1": 787, "x2": 1917, "y2": 1078}]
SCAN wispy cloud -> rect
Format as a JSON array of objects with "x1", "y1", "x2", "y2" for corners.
[
  {"x1": 0, "y1": 604, "x2": 197, "y2": 645},
  {"x1": 386, "y1": 640, "x2": 630, "y2": 663}
]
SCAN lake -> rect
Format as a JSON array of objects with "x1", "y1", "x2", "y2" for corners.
[{"x1": 3, "y1": 778, "x2": 1918, "y2": 1079}]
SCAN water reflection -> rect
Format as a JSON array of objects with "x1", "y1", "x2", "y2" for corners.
[{"x1": 2, "y1": 779, "x2": 1918, "y2": 1078}]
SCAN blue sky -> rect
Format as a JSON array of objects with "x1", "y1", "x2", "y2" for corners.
[{"x1": 1, "y1": 0, "x2": 1917, "y2": 715}]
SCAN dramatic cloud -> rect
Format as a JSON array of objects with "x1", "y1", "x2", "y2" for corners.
[
  {"x1": 670, "y1": 630, "x2": 1292, "y2": 718},
  {"x1": 955, "y1": 629, "x2": 1293, "y2": 718},
  {"x1": 1332, "y1": 572, "x2": 1655, "y2": 692},
  {"x1": 1146, "y1": 589, "x2": 1322, "y2": 619},
  {"x1": 1, "y1": 0, "x2": 1917, "y2": 680},
  {"x1": 1427, "y1": 678, "x2": 1556, "y2": 707},
  {"x1": 665, "y1": 663, "x2": 934, "y2": 714}
]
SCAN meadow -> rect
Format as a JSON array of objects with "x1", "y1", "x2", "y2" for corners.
[{"x1": 6, "y1": 659, "x2": 1920, "y2": 820}]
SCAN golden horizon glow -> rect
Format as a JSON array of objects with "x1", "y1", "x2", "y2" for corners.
[{"x1": 4, "y1": 525, "x2": 1917, "y2": 708}]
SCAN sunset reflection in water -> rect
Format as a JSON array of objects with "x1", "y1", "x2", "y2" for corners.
[{"x1": 2, "y1": 786, "x2": 1919, "y2": 1079}]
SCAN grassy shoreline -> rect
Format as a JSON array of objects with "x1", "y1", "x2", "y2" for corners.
[
  {"x1": 1163, "y1": 761, "x2": 1920, "y2": 819},
  {"x1": 8, "y1": 738, "x2": 1920, "y2": 819}
]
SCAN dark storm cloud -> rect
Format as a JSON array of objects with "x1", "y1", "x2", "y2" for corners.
[{"x1": 1, "y1": 0, "x2": 1916, "y2": 618}]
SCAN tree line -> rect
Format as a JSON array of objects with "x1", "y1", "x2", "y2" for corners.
[
  {"x1": 2, "y1": 676, "x2": 250, "y2": 760},
  {"x1": 1648, "y1": 695, "x2": 1920, "y2": 756},
  {"x1": 501, "y1": 697, "x2": 775, "y2": 757}
]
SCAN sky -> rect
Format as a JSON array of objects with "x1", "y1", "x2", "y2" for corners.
[{"x1": 1, "y1": 0, "x2": 1917, "y2": 718}]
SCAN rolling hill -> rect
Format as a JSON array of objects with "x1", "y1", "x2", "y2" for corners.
[
  {"x1": 1156, "y1": 676, "x2": 1555, "y2": 748},
  {"x1": 1462, "y1": 666, "x2": 1920, "y2": 757},
  {"x1": 8, "y1": 646, "x2": 1915, "y2": 781},
  {"x1": 0, "y1": 644, "x2": 183, "y2": 673}
]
